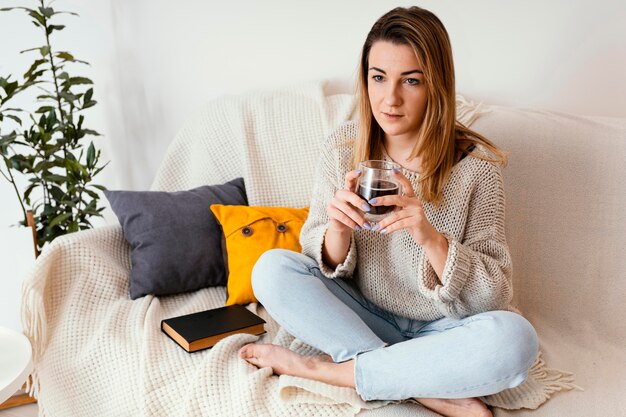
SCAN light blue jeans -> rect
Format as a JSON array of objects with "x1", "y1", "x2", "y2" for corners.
[{"x1": 252, "y1": 249, "x2": 539, "y2": 401}]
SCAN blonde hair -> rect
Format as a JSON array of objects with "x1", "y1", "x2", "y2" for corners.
[{"x1": 353, "y1": 6, "x2": 508, "y2": 205}]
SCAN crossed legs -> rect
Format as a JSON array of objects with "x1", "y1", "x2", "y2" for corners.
[{"x1": 241, "y1": 249, "x2": 538, "y2": 417}]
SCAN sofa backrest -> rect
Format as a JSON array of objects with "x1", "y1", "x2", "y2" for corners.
[
  {"x1": 471, "y1": 107, "x2": 626, "y2": 344},
  {"x1": 151, "y1": 82, "x2": 356, "y2": 208}
]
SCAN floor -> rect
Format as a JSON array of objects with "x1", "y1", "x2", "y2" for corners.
[{"x1": 0, "y1": 404, "x2": 38, "y2": 417}]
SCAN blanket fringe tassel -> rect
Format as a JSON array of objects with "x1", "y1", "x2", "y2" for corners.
[
  {"x1": 529, "y1": 352, "x2": 584, "y2": 395},
  {"x1": 21, "y1": 271, "x2": 47, "y2": 400},
  {"x1": 455, "y1": 94, "x2": 491, "y2": 127}
]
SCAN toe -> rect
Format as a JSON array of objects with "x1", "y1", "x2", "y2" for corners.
[
  {"x1": 246, "y1": 356, "x2": 263, "y2": 368},
  {"x1": 239, "y1": 344, "x2": 253, "y2": 358}
]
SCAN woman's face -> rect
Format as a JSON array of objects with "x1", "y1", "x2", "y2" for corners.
[{"x1": 367, "y1": 41, "x2": 428, "y2": 144}]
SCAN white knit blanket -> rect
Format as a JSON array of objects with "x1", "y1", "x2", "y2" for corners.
[{"x1": 21, "y1": 82, "x2": 578, "y2": 416}]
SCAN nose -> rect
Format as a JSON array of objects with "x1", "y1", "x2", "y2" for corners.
[{"x1": 384, "y1": 83, "x2": 402, "y2": 108}]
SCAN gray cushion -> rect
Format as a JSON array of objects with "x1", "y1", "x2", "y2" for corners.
[{"x1": 104, "y1": 178, "x2": 248, "y2": 299}]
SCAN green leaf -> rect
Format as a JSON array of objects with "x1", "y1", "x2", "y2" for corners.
[
  {"x1": 67, "y1": 222, "x2": 79, "y2": 233},
  {"x1": 46, "y1": 109, "x2": 57, "y2": 125},
  {"x1": 46, "y1": 24, "x2": 65, "y2": 36},
  {"x1": 91, "y1": 184, "x2": 107, "y2": 191},
  {"x1": 63, "y1": 157, "x2": 86, "y2": 179},
  {"x1": 84, "y1": 200, "x2": 97, "y2": 211},
  {"x1": 35, "y1": 105, "x2": 56, "y2": 113},
  {"x1": 80, "y1": 128, "x2": 100, "y2": 136},
  {"x1": 65, "y1": 151, "x2": 77, "y2": 162},
  {"x1": 2, "y1": 80, "x2": 19, "y2": 96},
  {"x1": 49, "y1": 185, "x2": 66, "y2": 201},
  {"x1": 86, "y1": 142, "x2": 95, "y2": 168},
  {"x1": 80, "y1": 220, "x2": 93, "y2": 229},
  {"x1": 37, "y1": 113, "x2": 46, "y2": 127},
  {"x1": 83, "y1": 208, "x2": 101, "y2": 216},
  {"x1": 48, "y1": 212, "x2": 72, "y2": 228},
  {"x1": 33, "y1": 160, "x2": 52, "y2": 174},
  {"x1": 43, "y1": 173, "x2": 67, "y2": 183},
  {"x1": 56, "y1": 55, "x2": 89, "y2": 65},
  {"x1": 52, "y1": 62, "x2": 66, "y2": 73},
  {"x1": 39, "y1": 45, "x2": 50, "y2": 57},
  {"x1": 23, "y1": 183, "x2": 38, "y2": 205},
  {"x1": 59, "y1": 91, "x2": 79, "y2": 102},
  {"x1": 28, "y1": 10, "x2": 45, "y2": 26},
  {"x1": 24, "y1": 58, "x2": 48, "y2": 79},
  {"x1": 39, "y1": 6, "x2": 54, "y2": 18},
  {"x1": 92, "y1": 160, "x2": 110, "y2": 177},
  {"x1": 5, "y1": 114, "x2": 22, "y2": 125},
  {"x1": 54, "y1": 11, "x2": 79, "y2": 17},
  {"x1": 19, "y1": 46, "x2": 43, "y2": 54},
  {"x1": 67, "y1": 77, "x2": 93, "y2": 86},
  {"x1": 59, "y1": 200, "x2": 76, "y2": 208},
  {"x1": 81, "y1": 100, "x2": 97, "y2": 110},
  {"x1": 0, "y1": 7, "x2": 35, "y2": 12},
  {"x1": 77, "y1": 162, "x2": 89, "y2": 177},
  {"x1": 9, "y1": 154, "x2": 26, "y2": 170},
  {"x1": 0, "y1": 133, "x2": 18, "y2": 146},
  {"x1": 25, "y1": 69, "x2": 46, "y2": 83},
  {"x1": 56, "y1": 52, "x2": 74, "y2": 61},
  {"x1": 84, "y1": 189, "x2": 99, "y2": 199},
  {"x1": 83, "y1": 88, "x2": 93, "y2": 103}
]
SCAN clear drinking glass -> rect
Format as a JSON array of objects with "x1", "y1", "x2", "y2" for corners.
[{"x1": 357, "y1": 160, "x2": 401, "y2": 223}]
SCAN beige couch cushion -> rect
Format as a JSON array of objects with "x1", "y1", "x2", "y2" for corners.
[{"x1": 473, "y1": 107, "x2": 626, "y2": 415}]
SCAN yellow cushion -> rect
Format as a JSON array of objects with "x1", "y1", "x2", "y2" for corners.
[{"x1": 210, "y1": 205, "x2": 309, "y2": 306}]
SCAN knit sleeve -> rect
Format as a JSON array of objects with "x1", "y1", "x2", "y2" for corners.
[
  {"x1": 418, "y1": 162, "x2": 513, "y2": 318},
  {"x1": 299, "y1": 126, "x2": 358, "y2": 279}
]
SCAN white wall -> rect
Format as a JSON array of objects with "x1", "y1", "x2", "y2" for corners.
[{"x1": 1, "y1": 0, "x2": 625, "y2": 231}]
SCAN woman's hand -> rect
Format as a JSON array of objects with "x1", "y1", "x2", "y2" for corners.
[
  {"x1": 367, "y1": 169, "x2": 439, "y2": 246},
  {"x1": 327, "y1": 169, "x2": 372, "y2": 233}
]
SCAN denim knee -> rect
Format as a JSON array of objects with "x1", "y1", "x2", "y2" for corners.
[
  {"x1": 251, "y1": 248, "x2": 307, "y2": 306},
  {"x1": 484, "y1": 311, "x2": 539, "y2": 380}
]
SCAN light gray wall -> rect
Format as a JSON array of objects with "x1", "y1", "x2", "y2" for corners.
[{"x1": 1, "y1": 0, "x2": 625, "y2": 229}]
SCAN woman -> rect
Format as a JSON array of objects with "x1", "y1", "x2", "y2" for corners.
[{"x1": 240, "y1": 6, "x2": 538, "y2": 417}]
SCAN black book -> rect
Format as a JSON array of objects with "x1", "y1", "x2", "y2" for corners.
[{"x1": 161, "y1": 305, "x2": 266, "y2": 353}]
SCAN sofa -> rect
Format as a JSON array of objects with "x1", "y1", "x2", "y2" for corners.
[{"x1": 21, "y1": 81, "x2": 626, "y2": 416}]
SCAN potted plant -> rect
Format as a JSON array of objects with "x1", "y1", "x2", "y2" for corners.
[{"x1": 0, "y1": 0, "x2": 108, "y2": 255}]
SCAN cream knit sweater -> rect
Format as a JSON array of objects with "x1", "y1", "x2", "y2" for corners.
[{"x1": 300, "y1": 121, "x2": 513, "y2": 321}]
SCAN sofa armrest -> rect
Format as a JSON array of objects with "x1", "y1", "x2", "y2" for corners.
[{"x1": 21, "y1": 225, "x2": 130, "y2": 366}]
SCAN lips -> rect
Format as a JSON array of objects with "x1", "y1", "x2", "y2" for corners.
[{"x1": 382, "y1": 112, "x2": 403, "y2": 119}]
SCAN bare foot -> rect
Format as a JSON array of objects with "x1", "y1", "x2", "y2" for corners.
[
  {"x1": 239, "y1": 343, "x2": 356, "y2": 387},
  {"x1": 415, "y1": 397, "x2": 492, "y2": 417},
  {"x1": 239, "y1": 343, "x2": 331, "y2": 378}
]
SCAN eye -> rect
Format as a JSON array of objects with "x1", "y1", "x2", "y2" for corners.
[
  {"x1": 371, "y1": 75, "x2": 384, "y2": 82},
  {"x1": 405, "y1": 78, "x2": 421, "y2": 86}
]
